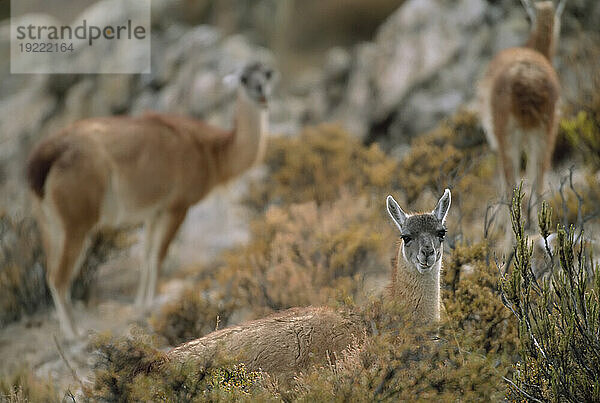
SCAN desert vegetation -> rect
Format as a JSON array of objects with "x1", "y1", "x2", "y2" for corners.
[
  {"x1": 4, "y1": 108, "x2": 598, "y2": 400},
  {"x1": 1, "y1": 0, "x2": 600, "y2": 402}
]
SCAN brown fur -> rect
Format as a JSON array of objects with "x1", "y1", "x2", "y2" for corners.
[
  {"x1": 478, "y1": 1, "x2": 561, "y2": 202},
  {"x1": 26, "y1": 137, "x2": 69, "y2": 198},
  {"x1": 167, "y1": 237, "x2": 443, "y2": 381},
  {"x1": 525, "y1": 2, "x2": 556, "y2": 59},
  {"x1": 26, "y1": 86, "x2": 269, "y2": 338},
  {"x1": 388, "y1": 238, "x2": 441, "y2": 323},
  {"x1": 168, "y1": 307, "x2": 365, "y2": 381}
]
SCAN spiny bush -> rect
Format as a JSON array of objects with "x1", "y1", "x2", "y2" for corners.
[
  {"x1": 87, "y1": 330, "x2": 167, "y2": 401},
  {"x1": 245, "y1": 124, "x2": 399, "y2": 212},
  {"x1": 501, "y1": 186, "x2": 600, "y2": 402},
  {"x1": 86, "y1": 331, "x2": 273, "y2": 402},
  {"x1": 150, "y1": 281, "x2": 236, "y2": 345},
  {"x1": 217, "y1": 194, "x2": 393, "y2": 316},
  {"x1": 0, "y1": 212, "x2": 129, "y2": 326}
]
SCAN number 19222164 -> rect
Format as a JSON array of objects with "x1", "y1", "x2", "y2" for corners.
[{"x1": 19, "y1": 42, "x2": 74, "y2": 52}]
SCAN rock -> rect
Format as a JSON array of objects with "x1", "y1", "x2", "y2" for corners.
[
  {"x1": 0, "y1": 85, "x2": 56, "y2": 212},
  {"x1": 332, "y1": 42, "x2": 377, "y2": 138},
  {"x1": 333, "y1": 0, "x2": 490, "y2": 141}
]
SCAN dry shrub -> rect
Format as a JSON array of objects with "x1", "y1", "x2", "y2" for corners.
[
  {"x1": 399, "y1": 110, "x2": 488, "y2": 203},
  {"x1": 0, "y1": 368, "x2": 60, "y2": 403},
  {"x1": 245, "y1": 124, "x2": 399, "y2": 212},
  {"x1": 443, "y1": 242, "x2": 518, "y2": 356},
  {"x1": 555, "y1": 32, "x2": 600, "y2": 164},
  {"x1": 218, "y1": 195, "x2": 393, "y2": 316},
  {"x1": 398, "y1": 110, "x2": 496, "y2": 237},
  {"x1": 87, "y1": 330, "x2": 273, "y2": 402},
  {"x1": 286, "y1": 241, "x2": 520, "y2": 401},
  {"x1": 0, "y1": 211, "x2": 130, "y2": 326},
  {"x1": 150, "y1": 281, "x2": 236, "y2": 345},
  {"x1": 0, "y1": 214, "x2": 50, "y2": 326},
  {"x1": 290, "y1": 333, "x2": 505, "y2": 401},
  {"x1": 281, "y1": 292, "x2": 511, "y2": 401},
  {"x1": 547, "y1": 171, "x2": 600, "y2": 229},
  {"x1": 87, "y1": 330, "x2": 167, "y2": 401}
]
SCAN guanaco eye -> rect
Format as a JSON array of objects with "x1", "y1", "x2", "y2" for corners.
[
  {"x1": 401, "y1": 235, "x2": 412, "y2": 244},
  {"x1": 240, "y1": 75, "x2": 249, "y2": 85},
  {"x1": 438, "y1": 229, "x2": 447, "y2": 240},
  {"x1": 264, "y1": 69, "x2": 273, "y2": 80}
]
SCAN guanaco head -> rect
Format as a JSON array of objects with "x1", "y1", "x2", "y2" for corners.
[
  {"x1": 239, "y1": 62, "x2": 277, "y2": 107},
  {"x1": 386, "y1": 189, "x2": 451, "y2": 274},
  {"x1": 521, "y1": 0, "x2": 567, "y2": 59}
]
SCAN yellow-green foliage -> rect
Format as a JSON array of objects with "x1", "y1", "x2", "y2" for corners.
[
  {"x1": 502, "y1": 188, "x2": 600, "y2": 402},
  {"x1": 218, "y1": 195, "x2": 393, "y2": 315},
  {"x1": 150, "y1": 281, "x2": 236, "y2": 345},
  {"x1": 87, "y1": 331, "x2": 272, "y2": 402},
  {"x1": 245, "y1": 124, "x2": 399, "y2": 211},
  {"x1": 560, "y1": 111, "x2": 600, "y2": 170},
  {"x1": 0, "y1": 368, "x2": 60, "y2": 403},
  {"x1": 443, "y1": 242, "x2": 518, "y2": 355},
  {"x1": 547, "y1": 172, "x2": 600, "y2": 229}
]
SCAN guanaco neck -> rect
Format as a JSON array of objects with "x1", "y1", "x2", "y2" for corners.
[
  {"x1": 389, "y1": 245, "x2": 441, "y2": 323},
  {"x1": 525, "y1": 6, "x2": 555, "y2": 60},
  {"x1": 219, "y1": 88, "x2": 268, "y2": 181}
]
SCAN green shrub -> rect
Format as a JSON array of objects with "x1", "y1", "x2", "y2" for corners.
[
  {"x1": 560, "y1": 111, "x2": 600, "y2": 171},
  {"x1": 501, "y1": 186, "x2": 600, "y2": 402}
]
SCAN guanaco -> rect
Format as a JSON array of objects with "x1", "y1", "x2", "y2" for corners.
[
  {"x1": 478, "y1": 0, "x2": 565, "y2": 204},
  {"x1": 26, "y1": 62, "x2": 276, "y2": 338},
  {"x1": 167, "y1": 190, "x2": 452, "y2": 380}
]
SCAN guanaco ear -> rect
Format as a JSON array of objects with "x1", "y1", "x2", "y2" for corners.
[
  {"x1": 386, "y1": 195, "x2": 408, "y2": 232},
  {"x1": 432, "y1": 188, "x2": 451, "y2": 224}
]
